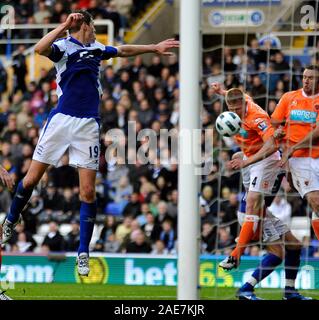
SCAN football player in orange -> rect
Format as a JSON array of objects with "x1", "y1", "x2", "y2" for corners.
[
  {"x1": 272, "y1": 65, "x2": 319, "y2": 241},
  {"x1": 212, "y1": 83, "x2": 312, "y2": 300}
]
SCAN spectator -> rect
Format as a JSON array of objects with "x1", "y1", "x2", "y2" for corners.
[
  {"x1": 159, "y1": 219, "x2": 175, "y2": 252},
  {"x1": 34, "y1": 1, "x2": 51, "y2": 24},
  {"x1": 50, "y1": 154, "x2": 79, "y2": 188},
  {"x1": 95, "y1": 215, "x2": 118, "y2": 250},
  {"x1": 0, "y1": 184, "x2": 12, "y2": 213},
  {"x1": 103, "y1": 232, "x2": 121, "y2": 253},
  {"x1": 125, "y1": 230, "x2": 152, "y2": 253},
  {"x1": 251, "y1": 75, "x2": 267, "y2": 108},
  {"x1": 151, "y1": 239, "x2": 168, "y2": 255},
  {"x1": 22, "y1": 190, "x2": 43, "y2": 234},
  {"x1": 273, "y1": 52, "x2": 290, "y2": 75},
  {"x1": 122, "y1": 192, "x2": 141, "y2": 218},
  {"x1": 142, "y1": 212, "x2": 162, "y2": 242},
  {"x1": 7, "y1": 223, "x2": 37, "y2": 252},
  {"x1": 201, "y1": 221, "x2": 217, "y2": 254},
  {"x1": 156, "y1": 201, "x2": 170, "y2": 225},
  {"x1": 0, "y1": 59, "x2": 8, "y2": 98},
  {"x1": 12, "y1": 45, "x2": 28, "y2": 94},
  {"x1": 65, "y1": 220, "x2": 80, "y2": 252},
  {"x1": 217, "y1": 227, "x2": 233, "y2": 251},
  {"x1": 115, "y1": 215, "x2": 133, "y2": 244},
  {"x1": 41, "y1": 221, "x2": 65, "y2": 252},
  {"x1": 167, "y1": 189, "x2": 178, "y2": 221}
]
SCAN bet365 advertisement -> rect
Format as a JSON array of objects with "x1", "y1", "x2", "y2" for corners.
[{"x1": 0, "y1": 254, "x2": 318, "y2": 289}]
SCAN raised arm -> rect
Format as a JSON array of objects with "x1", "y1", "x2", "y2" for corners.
[
  {"x1": 115, "y1": 38, "x2": 179, "y2": 58},
  {"x1": 34, "y1": 13, "x2": 84, "y2": 56}
]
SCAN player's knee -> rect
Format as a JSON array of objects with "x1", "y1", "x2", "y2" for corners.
[
  {"x1": 246, "y1": 193, "x2": 263, "y2": 213},
  {"x1": 267, "y1": 246, "x2": 283, "y2": 259},
  {"x1": 80, "y1": 185, "x2": 96, "y2": 202}
]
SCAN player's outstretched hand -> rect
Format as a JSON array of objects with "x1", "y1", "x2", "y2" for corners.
[
  {"x1": 228, "y1": 158, "x2": 248, "y2": 170},
  {"x1": 219, "y1": 256, "x2": 238, "y2": 271},
  {"x1": 63, "y1": 13, "x2": 84, "y2": 30},
  {"x1": 0, "y1": 166, "x2": 14, "y2": 191},
  {"x1": 210, "y1": 82, "x2": 226, "y2": 96},
  {"x1": 154, "y1": 38, "x2": 179, "y2": 56}
]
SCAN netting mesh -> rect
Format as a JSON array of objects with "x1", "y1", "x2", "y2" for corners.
[{"x1": 200, "y1": 0, "x2": 319, "y2": 299}]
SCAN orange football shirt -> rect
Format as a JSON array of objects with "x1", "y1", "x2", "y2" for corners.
[
  {"x1": 234, "y1": 97, "x2": 274, "y2": 157},
  {"x1": 271, "y1": 89, "x2": 319, "y2": 158}
]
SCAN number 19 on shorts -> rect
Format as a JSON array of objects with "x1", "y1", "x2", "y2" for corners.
[{"x1": 89, "y1": 145, "x2": 99, "y2": 159}]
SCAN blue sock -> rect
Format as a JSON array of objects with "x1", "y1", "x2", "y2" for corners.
[
  {"x1": 285, "y1": 249, "x2": 301, "y2": 293},
  {"x1": 240, "y1": 253, "x2": 282, "y2": 292},
  {"x1": 78, "y1": 201, "x2": 97, "y2": 255},
  {"x1": 240, "y1": 193, "x2": 246, "y2": 213},
  {"x1": 7, "y1": 181, "x2": 33, "y2": 224}
]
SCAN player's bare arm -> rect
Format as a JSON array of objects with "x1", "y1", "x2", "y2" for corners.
[
  {"x1": 229, "y1": 136, "x2": 278, "y2": 170},
  {"x1": 34, "y1": 13, "x2": 84, "y2": 56},
  {"x1": 116, "y1": 38, "x2": 179, "y2": 57}
]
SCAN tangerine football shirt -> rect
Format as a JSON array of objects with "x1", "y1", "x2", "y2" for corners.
[
  {"x1": 271, "y1": 89, "x2": 319, "y2": 158},
  {"x1": 234, "y1": 97, "x2": 274, "y2": 157}
]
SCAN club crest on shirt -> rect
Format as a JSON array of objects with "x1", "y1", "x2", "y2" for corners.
[{"x1": 262, "y1": 180, "x2": 269, "y2": 189}]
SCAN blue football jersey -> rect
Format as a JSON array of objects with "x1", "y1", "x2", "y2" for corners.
[{"x1": 48, "y1": 36, "x2": 117, "y2": 119}]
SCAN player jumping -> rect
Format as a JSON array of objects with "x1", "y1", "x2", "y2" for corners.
[
  {"x1": 0, "y1": 10, "x2": 179, "y2": 276},
  {"x1": 212, "y1": 84, "x2": 312, "y2": 300}
]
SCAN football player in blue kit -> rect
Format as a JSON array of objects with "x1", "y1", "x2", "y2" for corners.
[{"x1": 0, "y1": 11, "x2": 179, "y2": 276}]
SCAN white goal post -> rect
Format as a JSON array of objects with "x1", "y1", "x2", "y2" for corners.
[{"x1": 177, "y1": 0, "x2": 201, "y2": 300}]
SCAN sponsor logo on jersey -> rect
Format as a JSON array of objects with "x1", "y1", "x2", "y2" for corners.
[
  {"x1": 290, "y1": 110, "x2": 317, "y2": 123},
  {"x1": 239, "y1": 128, "x2": 248, "y2": 138}
]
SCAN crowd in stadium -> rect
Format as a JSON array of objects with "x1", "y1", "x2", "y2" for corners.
[{"x1": 0, "y1": 0, "x2": 319, "y2": 258}]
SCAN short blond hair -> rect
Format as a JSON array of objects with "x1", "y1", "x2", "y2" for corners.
[{"x1": 225, "y1": 88, "x2": 245, "y2": 106}]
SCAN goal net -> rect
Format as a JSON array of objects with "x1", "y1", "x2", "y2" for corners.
[{"x1": 200, "y1": 0, "x2": 319, "y2": 299}]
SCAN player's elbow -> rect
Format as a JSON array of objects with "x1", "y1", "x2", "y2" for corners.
[
  {"x1": 34, "y1": 44, "x2": 48, "y2": 56},
  {"x1": 34, "y1": 44, "x2": 43, "y2": 55}
]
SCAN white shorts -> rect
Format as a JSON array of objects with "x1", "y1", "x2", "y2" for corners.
[
  {"x1": 33, "y1": 113, "x2": 100, "y2": 171},
  {"x1": 288, "y1": 157, "x2": 319, "y2": 198},
  {"x1": 242, "y1": 151, "x2": 282, "y2": 194},
  {"x1": 237, "y1": 210, "x2": 289, "y2": 243}
]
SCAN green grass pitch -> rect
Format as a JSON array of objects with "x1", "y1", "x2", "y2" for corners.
[{"x1": 6, "y1": 283, "x2": 319, "y2": 300}]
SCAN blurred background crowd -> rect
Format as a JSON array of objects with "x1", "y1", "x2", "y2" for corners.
[{"x1": 0, "y1": 0, "x2": 319, "y2": 258}]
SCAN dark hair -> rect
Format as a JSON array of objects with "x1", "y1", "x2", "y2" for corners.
[
  {"x1": 69, "y1": 10, "x2": 93, "y2": 33},
  {"x1": 305, "y1": 65, "x2": 319, "y2": 73}
]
